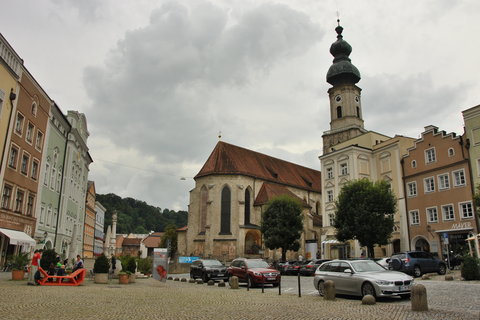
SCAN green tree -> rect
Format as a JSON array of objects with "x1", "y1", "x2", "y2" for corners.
[
  {"x1": 334, "y1": 179, "x2": 396, "y2": 259},
  {"x1": 161, "y1": 224, "x2": 178, "y2": 258},
  {"x1": 261, "y1": 195, "x2": 303, "y2": 262}
]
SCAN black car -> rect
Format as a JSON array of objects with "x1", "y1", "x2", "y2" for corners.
[
  {"x1": 299, "y1": 259, "x2": 331, "y2": 276},
  {"x1": 389, "y1": 251, "x2": 446, "y2": 277},
  {"x1": 190, "y1": 259, "x2": 228, "y2": 282}
]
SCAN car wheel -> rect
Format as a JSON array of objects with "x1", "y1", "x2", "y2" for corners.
[
  {"x1": 438, "y1": 264, "x2": 446, "y2": 275},
  {"x1": 361, "y1": 282, "x2": 376, "y2": 298},
  {"x1": 317, "y1": 281, "x2": 325, "y2": 296},
  {"x1": 190, "y1": 272, "x2": 195, "y2": 279},
  {"x1": 202, "y1": 273, "x2": 208, "y2": 282},
  {"x1": 413, "y1": 266, "x2": 422, "y2": 278}
]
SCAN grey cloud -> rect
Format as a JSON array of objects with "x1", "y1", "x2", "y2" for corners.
[{"x1": 361, "y1": 73, "x2": 464, "y2": 137}]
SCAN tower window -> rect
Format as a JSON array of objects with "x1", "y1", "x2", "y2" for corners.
[
  {"x1": 336, "y1": 106, "x2": 342, "y2": 118},
  {"x1": 356, "y1": 106, "x2": 360, "y2": 117}
]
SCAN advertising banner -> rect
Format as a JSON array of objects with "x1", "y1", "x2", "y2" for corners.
[{"x1": 153, "y1": 248, "x2": 169, "y2": 282}]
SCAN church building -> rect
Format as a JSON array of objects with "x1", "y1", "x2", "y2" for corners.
[{"x1": 185, "y1": 141, "x2": 322, "y2": 261}]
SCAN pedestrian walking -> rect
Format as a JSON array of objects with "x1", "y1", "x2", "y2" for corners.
[{"x1": 28, "y1": 250, "x2": 41, "y2": 285}]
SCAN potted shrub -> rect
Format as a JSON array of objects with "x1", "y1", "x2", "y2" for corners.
[
  {"x1": 118, "y1": 271, "x2": 129, "y2": 284},
  {"x1": 125, "y1": 256, "x2": 137, "y2": 283},
  {"x1": 138, "y1": 257, "x2": 153, "y2": 276},
  {"x1": 9, "y1": 253, "x2": 29, "y2": 280},
  {"x1": 93, "y1": 254, "x2": 110, "y2": 284}
]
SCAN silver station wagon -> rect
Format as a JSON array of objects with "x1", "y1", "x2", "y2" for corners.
[{"x1": 313, "y1": 259, "x2": 413, "y2": 298}]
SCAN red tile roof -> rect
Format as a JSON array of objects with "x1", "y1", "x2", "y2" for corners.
[
  {"x1": 122, "y1": 238, "x2": 142, "y2": 246},
  {"x1": 195, "y1": 142, "x2": 321, "y2": 192},
  {"x1": 142, "y1": 233, "x2": 163, "y2": 248},
  {"x1": 177, "y1": 226, "x2": 188, "y2": 232},
  {"x1": 254, "y1": 183, "x2": 308, "y2": 207}
]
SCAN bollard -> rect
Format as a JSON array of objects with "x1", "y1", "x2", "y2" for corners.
[
  {"x1": 278, "y1": 276, "x2": 281, "y2": 295},
  {"x1": 207, "y1": 280, "x2": 215, "y2": 286},
  {"x1": 323, "y1": 280, "x2": 336, "y2": 301},
  {"x1": 218, "y1": 281, "x2": 226, "y2": 287},
  {"x1": 262, "y1": 274, "x2": 265, "y2": 293},
  {"x1": 229, "y1": 276, "x2": 239, "y2": 289},
  {"x1": 196, "y1": 279, "x2": 204, "y2": 284},
  {"x1": 188, "y1": 279, "x2": 195, "y2": 283},
  {"x1": 411, "y1": 284, "x2": 428, "y2": 312},
  {"x1": 362, "y1": 295, "x2": 376, "y2": 305},
  {"x1": 181, "y1": 278, "x2": 187, "y2": 282},
  {"x1": 298, "y1": 272, "x2": 301, "y2": 297},
  {"x1": 445, "y1": 275, "x2": 454, "y2": 281}
]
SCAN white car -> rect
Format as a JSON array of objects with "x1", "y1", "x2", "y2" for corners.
[{"x1": 313, "y1": 259, "x2": 413, "y2": 298}]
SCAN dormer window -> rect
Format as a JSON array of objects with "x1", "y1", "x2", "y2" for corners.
[{"x1": 336, "y1": 106, "x2": 342, "y2": 118}]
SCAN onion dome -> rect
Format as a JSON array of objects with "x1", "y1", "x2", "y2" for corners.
[{"x1": 326, "y1": 22, "x2": 361, "y2": 86}]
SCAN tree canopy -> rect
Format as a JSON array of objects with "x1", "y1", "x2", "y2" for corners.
[
  {"x1": 261, "y1": 195, "x2": 303, "y2": 262},
  {"x1": 96, "y1": 193, "x2": 188, "y2": 234},
  {"x1": 334, "y1": 179, "x2": 396, "y2": 258},
  {"x1": 161, "y1": 224, "x2": 178, "y2": 258}
]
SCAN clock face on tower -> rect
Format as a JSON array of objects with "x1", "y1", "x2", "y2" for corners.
[
  {"x1": 355, "y1": 96, "x2": 359, "y2": 103},
  {"x1": 335, "y1": 95, "x2": 342, "y2": 102}
]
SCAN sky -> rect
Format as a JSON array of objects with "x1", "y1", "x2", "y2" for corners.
[{"x1": 1, "y1": 0, "x2": 479, "y2": 211}]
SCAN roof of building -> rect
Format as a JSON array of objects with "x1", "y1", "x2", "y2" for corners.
[
  {"x1": 177, "y1": 226, "x2": 188, "y2": 232},
  {"x1": 253, "y1": 182, "x2": 309, "y2": 207},
  {"x1": 142, "y1": 233, "x2": 163, "y2": 248},
  {"x1": 195, "y1": 141, "x2": 321, "y2": 193},
  {"x1": 122, "y1": 238, "x2": 142, "y2": 246}
]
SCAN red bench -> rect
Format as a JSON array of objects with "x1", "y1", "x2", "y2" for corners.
[{"x1": 38, "y1": 267, "x2": 86, "y2": 286}]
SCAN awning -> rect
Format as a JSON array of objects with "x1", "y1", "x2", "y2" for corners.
[
  {"x1": 322, "y1": 239, "x2": 340, "y2": 244},
  {"x1": 0, "y1": 228, "x2": 36, "y2": 247},
  {"x1": 435, "y1": 227, "x2": 473, "y2": 233}
]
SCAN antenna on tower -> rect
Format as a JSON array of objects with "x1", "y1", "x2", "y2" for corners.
[
  {"x1": 218, "y1": 131, "x2": 222, "y2": 140},
  {"x1": 336, "y1": 10, "x2": 340, "y2": 26}
]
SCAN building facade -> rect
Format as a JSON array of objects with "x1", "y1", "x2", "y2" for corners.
[
  {"x1": 56, "y1": 111, "x2": 92, "y2": 260},
  {"x1": 0, "y1": 63, "x2": 51, "y2": 263},
  {"x1": 94, "y1": 201, "x2": 105, "y2": 257},
  {"x1": 34, "y1": 103, "x2": 70, "y2": 252},
  {"x1": 402, "y1": 125, "x2": 478, "y2": 258},
  {"x1": 185, "y1": 141, "x2": 322, "y2": 261},
  {"x1": 83, "y1": 181, "x2": 96, "y2": 258}
]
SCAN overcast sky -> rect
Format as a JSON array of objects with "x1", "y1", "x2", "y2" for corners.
[{"x1": 1, "y1": 0, "x2": 479, "y2": 211}]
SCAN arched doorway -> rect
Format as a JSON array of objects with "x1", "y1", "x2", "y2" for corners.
[
  {"x1": 414, "y1": 237, "x2": 430, "y2": 252},
  {"x1": 244, "y1": 231, "x2": 260, "y2": 255},
  {"x1": 392, "y1": 239, "x2": 401, "y2": 254}
]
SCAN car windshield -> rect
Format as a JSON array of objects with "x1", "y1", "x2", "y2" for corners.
[
  {"x1": 246, "y1": 260, "x2": 269, "y2": 268},
  {"x1": 351, "y1": 260, "x2": 386, "y2": 272},
  {"x1": 203, "y1": 260, "x2": 223, "y2": 267}
]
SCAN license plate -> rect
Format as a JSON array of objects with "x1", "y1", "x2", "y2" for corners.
[
  {"x1": 267, "y1": 277, "x2": 276, "y2": 281},
  {"x1": 399, "y1": 285, "x2": 409, "y2": 291},
  {"x1": 217, "y1": 274, "x2": 223, "y2": 276}
]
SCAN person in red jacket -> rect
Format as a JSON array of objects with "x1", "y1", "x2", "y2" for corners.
[{"x1": 28, "y1": 250, "x2": 41, "y2": 285}]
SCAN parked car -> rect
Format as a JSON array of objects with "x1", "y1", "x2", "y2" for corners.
[
  {"x1": 227, "y1": 258, "x2": 280, "y2": 287},
  {"x1": 278, "y1": 260, "x2": 297, "y2": 275},
  {"x1": 313, "y1": 259, "x2": 413, "y2": 298},
  {"x1": 389, "y1": 251, "x2": 446, "y2": 277},
  {"x1": 284, "y1": 260, "x2": 309, "y2": 275},
  {"x1": 299, "y1": 259, "x2": 331, "y2": 276},
  {"x1": 190, "y1": 259, "x2": 228, "y2": 282},
  {"x1": 374, "y1": 257, "x2": 390, "y2": 269}
]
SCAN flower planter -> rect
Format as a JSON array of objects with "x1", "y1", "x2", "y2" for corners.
[
  {"x1": 118, "y1": 273, "x2": 129, "y2": 284},
  {"x1": 128, "y1": 274, "x2": 136, "y2": 283},
  {"x1": 11, "y1": 270, "x2": 25, "y2": 281},
  {"x1": 94, "y1": 273, "x2": 109, "y2": 284}
]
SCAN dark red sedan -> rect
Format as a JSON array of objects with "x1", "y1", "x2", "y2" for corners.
[{"x1": 227, "y1": 258, "x2": 280, "y2": 287}]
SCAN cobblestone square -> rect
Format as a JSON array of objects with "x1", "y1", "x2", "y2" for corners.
[{"x1": 0, "y1": 272, "x2": 478, "y2": 320}]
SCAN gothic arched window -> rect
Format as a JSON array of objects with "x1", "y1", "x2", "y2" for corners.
[
  {"x1": 244, "y1": 188, "x2": 251, "y2": 225},
  {"x1": 336, "y1": 106, "x2": 342, "y2": 118},
  {"x1": 220, "y1": 186, "x2": 231, "y2": 234},
  {"x1": 199, "y1": 186, "x2": 208, "y2": 234}
]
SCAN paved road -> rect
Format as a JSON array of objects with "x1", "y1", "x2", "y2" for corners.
[
  {"x1": 1, "y1": 271, "x2": 478, "y2": 319},
  {"x1": 176, "y1": 271, "x2": 480, "y2": 315}
]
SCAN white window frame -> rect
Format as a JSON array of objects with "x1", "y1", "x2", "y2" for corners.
[
  {"x1": 437, "y1": 173, "x2": 450, "y2": 190},
  {"x1": 410, "y1": 210, "x2": 420, "y2": 225},
  {"x1": 453, "y1": 169, "x2": 466, "y2": 187},
  {"x1": 441, "y1": 204, "x2": 455, "y2": 221},
  {"x1": 340, "y1": 162, "x2": 348, "y2": 176},
  {"x1": 448, "y1": 148, "x2": 455, "y2": 157},
  {"x1": 14, "y1": 112, "x2": 24, "y2": 136},
  {"x1": 407, "y1": 181, "x2": 417, "y2": 197},
  {"x1": 426, "y1": 206, "x2": 438, "y2": 223},
  {"x1": 326, "y1": 167, "x2": 334, "y2": 179},
  {"x1": 327, "y1": 190, "x2": 334, "y2": 202},
  {"x1": 425, "y1": 148, "x2": 436, "y2": 164},
  {"x1": 459, "y1": 201, "x2": 473, "y2": 219},
  {"x1": 411, "y1": 160, "x2": 417, "y2": 168},
  {"x1": 328, "y1": 213, "x2": 335, "y2": 226},
  {"x1": 424, "y1": 177, "x2": 435, "y2": 193}
]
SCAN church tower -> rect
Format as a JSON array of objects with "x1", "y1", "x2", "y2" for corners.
[{"x1": 322, "y1": 21, "x2": 366, "y2": 154}]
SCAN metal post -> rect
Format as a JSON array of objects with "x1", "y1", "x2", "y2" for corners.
[
  {"x1": 278, "y1": 276, "x2": 281, "y2": 295},
  {"x1": 247, "y1": 276, "x2": 250, "y2": 291},
  {"x1": 298, "y1": 271, "x2": 301, "y2": 297},
  {"x1": 262, "y1": 274, "x2": 264, "y2": 293}
]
